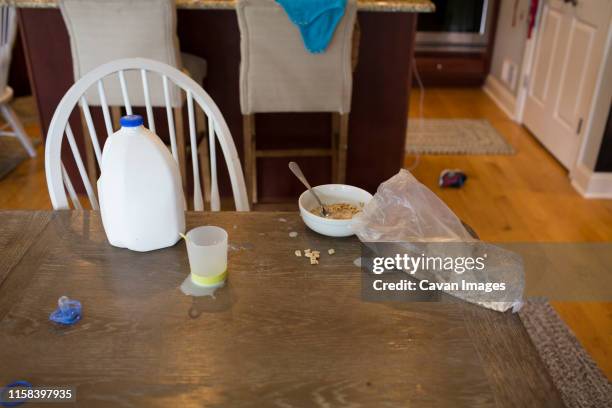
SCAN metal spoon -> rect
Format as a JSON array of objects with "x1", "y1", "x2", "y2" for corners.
[{"x1": 288, "y1": 161, "x2": 329, "y2": 217}]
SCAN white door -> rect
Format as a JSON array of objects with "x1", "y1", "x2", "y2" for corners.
[{"x1": 523, "y1": 0, "x2": 612, "y2": 169}]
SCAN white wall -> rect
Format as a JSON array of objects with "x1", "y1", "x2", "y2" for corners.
[
  {"x1": 489, "y1": 0, "x2": 531, "y2": 95},
  {"x1": 484, "y1": 0, "x2": 532, "y2": 120}
]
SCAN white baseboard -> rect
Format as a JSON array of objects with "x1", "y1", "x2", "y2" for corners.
[
  {"x1": 571, "y1": 164, "x2": 612, "y2": 199},
  {"x1": 483, "y1": 75, "x2": 518, "y2": 121}
]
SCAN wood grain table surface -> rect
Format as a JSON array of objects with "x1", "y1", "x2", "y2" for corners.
[{"x1": 0, "y1": 211, "x2": 564, "y2": 407}]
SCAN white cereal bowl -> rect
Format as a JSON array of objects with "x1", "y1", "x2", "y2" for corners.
[{"x1": 298, "y1": 184, "x2": 373, "y2": 237}]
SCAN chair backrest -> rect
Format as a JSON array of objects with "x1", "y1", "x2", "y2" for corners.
[
  {"x1": 45, "y1": 58, "x2": 249, "y2": 212},
  {"x1": 59, "y1": 0, "x2": 183, "y2": 107},
  {"x1": 0, "y1": 6, "x2": 17, "y2": 91},
  {"x1": 236, "y1": 0, "x2": 357, "y2": 115}
]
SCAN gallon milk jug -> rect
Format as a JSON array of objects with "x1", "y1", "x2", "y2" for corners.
[{"x1": 98, "y1": 115, "x2": 185, "y2": 252}]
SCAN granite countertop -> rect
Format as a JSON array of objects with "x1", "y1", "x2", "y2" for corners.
[{"x1": 3, "y1": 0, "x2": 434, "y2": 12}]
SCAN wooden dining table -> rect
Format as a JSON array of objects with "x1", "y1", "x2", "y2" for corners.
[{"x1": 0, "y1": 210, "x2": 564, "y2": 407}]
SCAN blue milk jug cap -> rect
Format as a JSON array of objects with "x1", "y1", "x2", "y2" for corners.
[{"x1": 120, "y1": 115, "x2": 144, "y2": 128}]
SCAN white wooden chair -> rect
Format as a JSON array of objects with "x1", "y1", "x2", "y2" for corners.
[
  {"x1": 59, "y1": 0, "x2": 208, "y2": 190},
  {"x1": 0, "y1": 5, "x2": 36, "y2": 157},
  {"x1": 45, "y1": 58, "x2": 249, "y2": 212},
  {"x1": 237, "y1": 0, "x2": 357, "y2": 203}
]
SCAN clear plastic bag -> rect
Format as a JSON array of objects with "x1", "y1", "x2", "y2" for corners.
[
  {"x1": 352, "y1": 170, "x2": 474, "y2": 242},
  {"x1": 352, "y1": 170, "x2": 524, "y2": 312}
]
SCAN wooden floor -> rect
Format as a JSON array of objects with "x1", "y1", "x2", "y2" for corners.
[
  {"x1": 407, "y1": 88, "x2": 612, "y2": 379},
  {"x1": 0, "y1": 122, "x2": 49, "y2": 209},
  {"x1": 0, "y1": 88, "x2": 610, "y2": 379}
]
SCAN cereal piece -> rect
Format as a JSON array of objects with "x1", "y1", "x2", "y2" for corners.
[
  {"x1": 310, "y1": 203, "x2": 361, "y2": 220},
  {"x1": 304, "y1": 249, "x2": 311, "y2": 255},
  {"x1": 289, "y1": 231, "x2": 298, "y2": 238},
  {"x1": 295, "y1": 250, "x2": 302, "y2": 257},
  {"x1": 328, "y1": 248, "x2": 335, "y2": 255},
  {"x1": 310, "y1": 258, "x2": 319, "y2": 265},
  {"x1": 312, "y1": 251, "x2": 320, "y2": 257}
]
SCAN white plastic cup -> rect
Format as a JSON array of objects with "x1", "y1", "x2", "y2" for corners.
[{"x1": 185, "y1": 226, "x2": 228, "y2": 287}]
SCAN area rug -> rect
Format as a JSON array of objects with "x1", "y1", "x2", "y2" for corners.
[
  {"x1": 519, "y1": 300, "x2": 611, "y2": 408},
  {"x1": 0, "y1": 137, "x2": 39, "y2": 180},
  {"x1": 406, "y1": 119, "x2": 515, "y2": 155}
]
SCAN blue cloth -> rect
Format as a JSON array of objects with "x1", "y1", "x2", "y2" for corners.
[{"x1": 276, "y1": 0, "x2": 347, "y2": 53}]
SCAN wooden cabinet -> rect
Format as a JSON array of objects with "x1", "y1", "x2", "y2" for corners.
[
  {"x1": 414, "y1": 53, "x2": 488, "y2": 86},
  {"x1": 413, "y1": 0, "x2": 500, "y2": 87}
]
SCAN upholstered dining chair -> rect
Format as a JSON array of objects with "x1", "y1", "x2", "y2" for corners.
[
  {"x1": 236, "y1": 0, "x2": 357, "y2": 203},
  {"x1": 0, "y1": 5, "x2": 36, "y2": 158},
  {"x1": 45, "y1": 58, "x2": 249, "y2": 212},
  {"x1": 59, "y1": 0, "x2": 208, "y2": 191}
]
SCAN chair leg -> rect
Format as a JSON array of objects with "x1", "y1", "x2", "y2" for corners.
[
  {"x1": 198, "y1": 133, "x2": 211, "y2": 209},
  {"x1": 242, "y1": 114, "x2": 255, "y2": 204},
  {"x1": 110, "y1": 106, "x2": 121, "y2": 130},
  {"x1": 251, "y1": 124, "x2": 258, "y2": 204},
  {"x1": 79, "y1": 112, "x2": 97, "y2": 193},
  {"x1": 0, "y1": 103, "x2": 36, "y2": 157},
  {"x1": 331, "y1": 113, "x2": 340, "y2": 183},
  {"x1": 250, "y1": 115, "x2": 258, "y2": 204},
  {"x1": 174, "y1": 107, "x2": 188, "y2": 192},
  {"x1": 195, "y1": 108, "x2": 211, "y2": 203},
  {"x1": 337, "y1": 113, "x2": 349, "y2": 184},
  {"x1": 196, "y1": 106, "x2": 206, "y2": 136}
]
